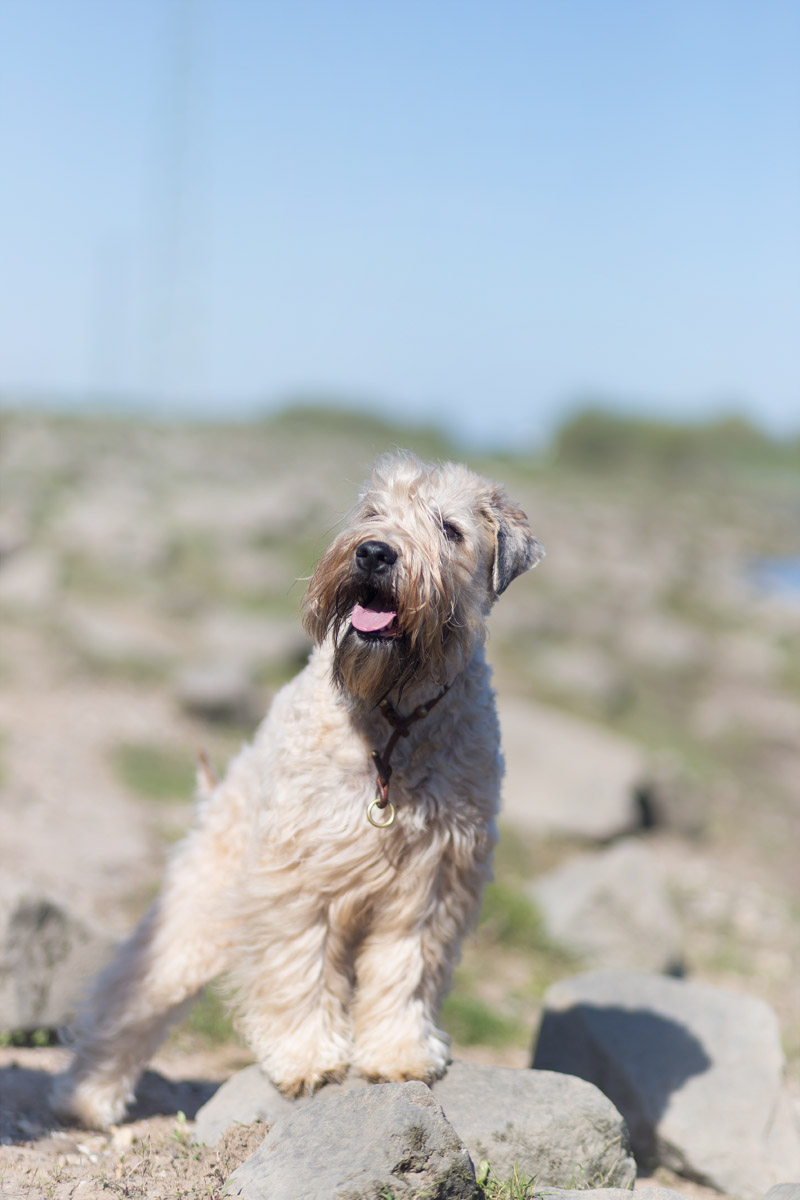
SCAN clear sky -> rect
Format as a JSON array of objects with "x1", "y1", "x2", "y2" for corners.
[{"x1": 1, "y1": 0, "x2": 798, "y2": 446}]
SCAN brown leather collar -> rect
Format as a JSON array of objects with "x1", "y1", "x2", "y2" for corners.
[{"x1": 369, "y1": 684, "x2": 450, "y2": 822}]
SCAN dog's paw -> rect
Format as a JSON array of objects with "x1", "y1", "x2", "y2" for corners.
[
  {"x1": 271, "y1": 1063, "x2": 349, "y2": 1099},
  {"x1": 354, "y1": 1030, "x2": 450, "y2": 1086},
  {"x1": 51, "y1": 1072, "x2": 132, "y2": 1130}
]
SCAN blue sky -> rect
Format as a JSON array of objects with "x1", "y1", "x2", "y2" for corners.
[{"x1": 1, "y1": 0, "x2": 798, "y2": 446}]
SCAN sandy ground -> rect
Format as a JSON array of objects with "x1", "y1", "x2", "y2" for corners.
[{"x1": 0, "y1": 1041, "x2": 729, "y2": 1200}]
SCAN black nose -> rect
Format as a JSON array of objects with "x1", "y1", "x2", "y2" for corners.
[{"x1": 355, "y1": 540, "x2": 398, "y2": 574}]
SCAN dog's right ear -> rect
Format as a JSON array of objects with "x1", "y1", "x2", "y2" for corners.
[{"x1": 485, "y1": 488, "x2": 544, "y2": 595}]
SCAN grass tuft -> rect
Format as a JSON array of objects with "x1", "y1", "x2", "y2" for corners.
[
  {"x1": 439, "y1": 993, "x2": 525, "y2": 1048},
  {"x1": 112, "y1": 742, "x2": 195, "y2": 802}
]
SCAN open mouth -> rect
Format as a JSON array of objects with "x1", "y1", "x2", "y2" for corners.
[{"x1": 350, "y1": 600, "x2": 398, "y2": 639}]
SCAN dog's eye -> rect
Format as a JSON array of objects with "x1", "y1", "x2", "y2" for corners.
[{"x1": 442, "y1": 520, "x2": 464, "y2": 543}]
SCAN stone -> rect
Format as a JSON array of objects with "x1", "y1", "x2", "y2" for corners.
[
  {"x1": 0, "y1": 549, "x2": 59, "y2": 610},
  {"x1": 0, "y1": 877, "x2": 114, "y2": 1032},
  {"x1": 532, "y1": 970, "x2": 800, "y2": 1199},
  {"x1": 196, "y1": 610, "x2": 310, "y2": 674},
  {"x1": 430, "y1": 1060, "x2": 636, "y2": 1188},
  {"x1": 533, "y1": 645, "x2": 624, "y2": 704},
  {"x1": 63, "y1": 605, "x2": 174, "y2": 671},
  {"x1": 176, "y1": 661, "x2": 261, "y2": 725},
  {"x1": 498, "y1": 696, "x2": 645, "y2": 841},
  {"x1": 51, "y1": 481, "x2": 168, "y2": 571},
  {"x1": 224, "y1": 1080, "x2": 478, "y2": 1199},
  {"x1": 194, "y1": 1064, "x2": 293, "y2": 1146},
  {"x1": 529, "y1": 841, "x2": 683, "y2": 973},
  {"x1": 197, "y1": 1060, "x2": 635, "y2": 1190},
  {"x1": 0, "y1": 513, "x2": 29, "y2": 562},
  {"x1": 762, "y1": 1187, "x2": 800, "y2": 1200}
]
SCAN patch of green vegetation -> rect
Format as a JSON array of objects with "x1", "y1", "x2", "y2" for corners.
[
  {"x1": 554, "y1": 406, "x2": 800, "y2": 479},
  {"x1": 112, "y1": 742, "x2": 195, "y2": 803},
  {"x1": 478, "y1": 883, "x2": 548, "y2": 951},
  {"x1": 779, "y1": 632, "x2": 800, "y2": 695},
  {"x1": 160, "y1": 531, "x2": 226, "y2": 599},
  {"x1": 477, "y1": 1160, "x2": 544, "y2": 1199},
  {"x1": 440, "y1": 991, "x2": 526, "y2": 1048},
  {"x1": 266, "y1": 401, "x2": 460, "y2": 463},
  {"x1": 179, "y1": 986, "x2": 238, "y2": 1046},
  {"x1": 0, "y1": 1028, "x2": 58, "y2": 1048},
  {"x1": 442, "y1": 879, "x2": 575, "y2": 1057},
  {"x1": 71, "y1": 648, "x2": 171, "y2": 685},
  {"x1": 253, "y1": 646, "x2": 311, "y2": 692},
  {"x1": 60, "y1": 552, "x2": 137, "y2": 600}
]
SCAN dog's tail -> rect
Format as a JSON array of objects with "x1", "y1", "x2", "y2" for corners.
[{"x1": 196, "y1": 747, "x2": 219, "y2": 797}]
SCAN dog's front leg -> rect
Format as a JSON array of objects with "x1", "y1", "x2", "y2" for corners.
[
  {"x1": 231, "y1": 910, "x2": 354, "y2": 1098},
  {"x1": 350, "y1": 851, "x2": 486, "y2": 1084},
  {"x1": 350, "y1": 924, "x2": 451, "y2": 1084}
]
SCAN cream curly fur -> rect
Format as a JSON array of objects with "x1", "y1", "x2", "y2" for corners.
[{"x1": 53, "y1": 452, "x2": 543, "y2": 1128}]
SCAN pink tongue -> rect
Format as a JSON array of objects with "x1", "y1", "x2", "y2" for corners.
[{"x1": 351, "y1": 603, "x2": 397, "y2": 633}]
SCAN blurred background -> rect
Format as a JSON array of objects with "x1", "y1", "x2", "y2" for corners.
[{"x1": 1, "y1": 0, "x2": 799, "y2": 1110}]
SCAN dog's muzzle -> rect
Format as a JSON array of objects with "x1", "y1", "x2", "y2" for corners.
[
  {"x1": 355, "y1": 540, "x2": 397, "y2": 576},
  {"x1": 351, "y1": 541, "x2": 399, "y2": 639}
]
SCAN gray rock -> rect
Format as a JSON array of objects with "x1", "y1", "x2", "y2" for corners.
[
  {"x1": 529, "y1": 841, "x2": 683, "y2": 973},
  {"x1": 198, "y1": 1061, "x2": 635, "y2": 1190},
  {"x1": 196, "y1": 610, "x2": 310, "y2": 675},
  {"x1": 0, "y1": 513, "x2": 29, "y2": 562},
  {"x1": 176, "y1": 661, "x2": 261, "y2": 725},
  {"x1": 532, "y1": 970, "x2": 800, "y2": 1199},
  {"x1": 636, "y1": 753, "x2": 708, "y2": 837},
  {"x1": 0, "y1": 877, "x2": 114, "y2": 1032},
  {"x1": 762, "y1": 1187, "x2": 800, "y2": 1200},
  {"x1": 63, "y1": 605, "x2": 174, "y2": 671},
  {"x1": 225, "y1": 1080, "x2": 478, "y2": 1199},
  {"x1": 430, "y1": 1060, "x2": 636, "y2": 1189},
  {"x1": 194, "y1": 1064, "x2": 294, "y2": 1145},
  {"x1": 0, "y1": 549, "x2": 59, "y2": 610},
  {"x1": 533, "y1": 645, "x2": 624, "y2": 704},
  {"x1": 498, "y1": 696, "x2": 645, "y2": 841}
]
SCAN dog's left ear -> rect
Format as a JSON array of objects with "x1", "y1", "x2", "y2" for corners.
[{"x1": 485, "y1": 488, "x2": 544, "y2": 595}]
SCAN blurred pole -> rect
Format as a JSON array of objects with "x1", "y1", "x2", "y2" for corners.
[{"x1": 146, "y1": 0, "x2": 206, "y2": 412}]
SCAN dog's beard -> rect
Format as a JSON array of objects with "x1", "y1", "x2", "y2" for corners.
[
  {"x1": 304, "y1": 556, "x2": 476, "y2": 709},
  {"x1": 331, "y1": 626, "x2": 415, "y2": 708},
  {"x1": 320, "y1": 576, "x2": 422, "y2": 707}
]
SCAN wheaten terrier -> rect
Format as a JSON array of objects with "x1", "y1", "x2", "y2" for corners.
[{"x1": 54, "y1": 452, "x2": 543, "y2": 1128}]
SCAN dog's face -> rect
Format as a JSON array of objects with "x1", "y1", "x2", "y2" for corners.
[{"x1": 303, "y1": 453, "x2": 543, "y2": 706}]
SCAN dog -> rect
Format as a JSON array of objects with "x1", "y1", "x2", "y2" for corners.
[{"x1": 53, "y1": 451, "x2": 543, "y2": 1128}]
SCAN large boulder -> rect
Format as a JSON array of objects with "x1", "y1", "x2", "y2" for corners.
[
  {"x1": 529, "y1": 840, "x2": 683, "y2": 973},
  {"x1": 430, "y1": 1060, "x2": 636, "y2": 1188},
  {"x1": 175, "y1": 660, "x2": 261, "y2": 725},
  {"x1": 532, "y1": 970, "x2": 800, "y2": 1199},
  {"x1": 498, "y1": 697, "x2": 645, "y2": 841},
  {"x1": 225, "y1": 1080, "x2": 478, "y2": 1199},
  {"x1": 0, "y1": 877, "x2": 113, "y2": 1032}
]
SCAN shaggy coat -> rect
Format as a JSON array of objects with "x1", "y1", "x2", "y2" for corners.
[{"x1": 54, "y1": 453, "x2": 542, "y2": 1128}]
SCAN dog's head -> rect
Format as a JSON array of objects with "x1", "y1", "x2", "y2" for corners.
[{"x1": 303, "y1": 452, "x2": 543, "y2": 706}]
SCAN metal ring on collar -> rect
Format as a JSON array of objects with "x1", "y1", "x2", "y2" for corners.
[{"x1": 367, "y1": 798, "x2": 396, "y2": 828}]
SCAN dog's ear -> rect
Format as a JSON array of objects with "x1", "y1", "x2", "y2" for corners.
[{"x1": 485, "y1": 488, "x2": 544, "y2": 595}]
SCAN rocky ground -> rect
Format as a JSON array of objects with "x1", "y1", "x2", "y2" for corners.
[{"x1": 0, "y1": 407, "x2": 798, "y2": 1197}]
